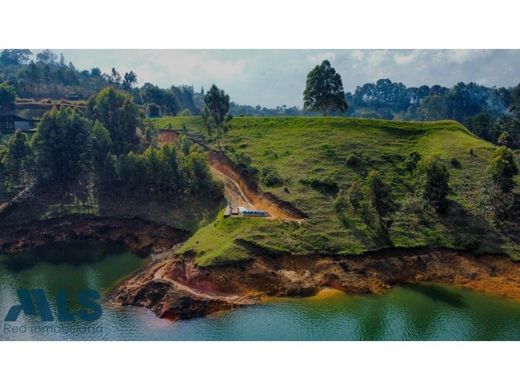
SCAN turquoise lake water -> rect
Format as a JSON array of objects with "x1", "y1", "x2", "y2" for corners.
[{"x1": 1, "y1": 241, "x2": 520, "y2": 341}]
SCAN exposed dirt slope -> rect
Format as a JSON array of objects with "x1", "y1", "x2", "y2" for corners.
[
  {"x1": 110, "y1": 248, "x2": 520, "y2": 320},
  {"x1": 207, "y1": 150, "x2": 306, "y2": 220},
  {"x1": 158, "y1": 129, "x2": 306, "y2": 220}
]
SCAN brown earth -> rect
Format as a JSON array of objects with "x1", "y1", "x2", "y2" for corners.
[
  {"x1": 158, "y1": 128, "x2": 306, "y2": 220},
  {"x1": 158, "y1": 130, "x2": 179, "y2": 144},
  {"x1": 109, "y1": 248, "x2": 520, "y2": 320},
  {"x1": 207, "y1": 150, "x2": 306, "y2": 220},
  {"x1": 0, "y1": 215, "x2": 188, "y2": 257}
]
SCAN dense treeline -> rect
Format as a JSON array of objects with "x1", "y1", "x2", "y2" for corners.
[
  {"x1": 346, "y1": 79, "x2": 511, "y2": 122},
  {"x1": 0, "y1": 87, "x2": 219, "y2": 202},
  {"x1": 0, "y1": 50, "x2": 200, "y2": 116},
  {"x1": 346, "y1": 79, "x2": 520, "y2": 147}
]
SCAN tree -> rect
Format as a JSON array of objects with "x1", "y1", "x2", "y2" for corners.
[
  {"x1": 487, "y1": 147, "x2": 518, "y2": 193},
  {"x1": 110, "y1": 68, "x2": 122, "y2": 86},
  {"x1": 418, "y1": 156, "x2": 450, "y2": 213},
  {"x1": 90, "y1": 67, "x2": 102, "y2": 77},
  {"x1": 1, "y1": 130, "x2": 34, "y2": 191},
  {"x1": 122, "y1": 71, "x2": 137, "y2": 90},
  {"x1": 303, "y1": 60, "x2": 348, "y2": 115},
  {"x1": 158, "y1": 144, "x2": 180, "y2": 194},
  {"x1": 90, "y1": 121, "x2": 112, "y2": 175},
  {"x1": 31, "y1": 108, "x2": 91, "y2": 187},
  {"x1": 418, "y1": 95, "x2": 448, "y2": 120},
  {"x1": 0, "y1": 49, "x2": 32, "y2": 65},
  {"x1": 497, "y1": 131, "x2": 514, "y2": 148},
  {"x1": 0, "y1": 83, "x2": 16, "y2": 111},
  {"x1": 147, "y1": 103, "x2": 161, "y2": 118},
  {"x1": 87, "y1": 87, "x2": 140, "y2": 155},
  {"x1": 202, "y1": 84, "x2": 232, "y2": 150},
  {"x1": 468, "y1": 112, "x2": 495, "y2": 142},
  {"x1": 36, "y1": 49, "x2": 58, "y2": 64},
  {"x1": 366, "y1": 170, "x2": 396, "y2": 218}
]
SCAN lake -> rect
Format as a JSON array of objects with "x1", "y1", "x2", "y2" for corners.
[{"x1": 1, "y1": 241, "x2": 520, "y2": 341}]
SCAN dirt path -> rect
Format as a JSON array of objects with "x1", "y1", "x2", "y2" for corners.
[
  {"x1": 207, "y1": 150, "x2": 306, "y2": 220},
  {"x1": 210, "y1": 167, "x2": 253, "y2": 209},
  {"x1": 158, "y1": 129, "x2": 306, "y2": 221}
]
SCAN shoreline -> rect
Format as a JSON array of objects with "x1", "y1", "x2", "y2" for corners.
[
  {"x1": 1, "y1": 216, "x2": 520, "y2": 322},
  {"x1": 108, "y1": 247, "x2": 520, "y2": 321}
]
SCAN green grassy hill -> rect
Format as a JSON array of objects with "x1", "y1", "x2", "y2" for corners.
[{"x1": 156, "y1": 116, "x2": 519, "y2": 266}]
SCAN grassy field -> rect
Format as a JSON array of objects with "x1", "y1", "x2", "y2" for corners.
[{"x1": 155, "y1": 116, "x2": 520, "y2": 266}]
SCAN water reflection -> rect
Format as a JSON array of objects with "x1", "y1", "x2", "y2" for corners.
[{"x1": 1, "y1": 243, "x2": 520, "y2": 341}]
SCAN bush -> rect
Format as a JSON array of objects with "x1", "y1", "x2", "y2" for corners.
[
  {"x1": 177, "y1": 108, "x2": 192, "y2": 117},
  {"x1": 300, "y1": 174, "x2": 339, "y2": 193},
  {"x1": 487, "y1": 146, "x2": 519, "y2": 193},
  {"x1": 230, "y1": 151, "x2": 258, "y2": 177},
  {"x1": 418, "y1": 156, "x2": 450, "y2": 213},
  {"x1": 366, "y1": 170, "x2": 396, "y2": 218},
  {"x1": 346, "y1": 153, "x2": 363, "y2": 168},
  {"x1": 333, "y1": 189, "x2": 348, "y2": 213},
  {"x1": 348, "y1": 181, "x2": 364, "y2": 211},
  {"x1": 260, "y1": 166, "x2": 283, "y2": 186},
  {"x1": 404, "y1": 151, "x2": 421, "y2": 172},
  {"x1": 449, "y1": 157, "x2": 461, "y2": 168}
]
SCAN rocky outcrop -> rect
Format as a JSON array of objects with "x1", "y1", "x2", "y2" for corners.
[
  {"x1": 0, "y1": 215, "x2": 188, "y2": 256},
  {"x1": 109, "y1": 248, "x2": 520, "y2": 320}
]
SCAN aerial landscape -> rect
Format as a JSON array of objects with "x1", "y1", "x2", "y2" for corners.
[{"x1": 1, "y1": 49, "x2": 520, "y2": 340}]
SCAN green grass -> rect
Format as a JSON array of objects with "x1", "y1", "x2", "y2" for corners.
[{"x1": 155, "y1": 116, "x2": 520, "y2": 265}]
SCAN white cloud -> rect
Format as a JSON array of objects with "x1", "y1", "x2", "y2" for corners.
[
  {"x1": 307, "y1": 51, "x2": 336, "y2": 64},
  {"x1": 393, "y1": 52, "x2": 417, "y2": 65}
]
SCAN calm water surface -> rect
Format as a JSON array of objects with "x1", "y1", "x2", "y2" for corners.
[{"x1": 1, "y1": 241, "x2": 520, "y2": 341}]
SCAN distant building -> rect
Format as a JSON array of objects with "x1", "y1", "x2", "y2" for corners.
[
  {"x1": 0, "y1": 113, "x2": 39, "y2": 134},
  {"x1": 238, "y1": 207, "x2": 269, "y2": 217}
]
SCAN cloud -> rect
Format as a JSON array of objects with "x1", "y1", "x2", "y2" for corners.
[
  {"x1": 57, "y1": 49, "x2": 520, "y2": 107},
  {"x1": 393, "y1": 51, "x2": 417, "y2": 65},
  {"x1": 307, "y1": 51, "x2": 336, "y2": 64}
]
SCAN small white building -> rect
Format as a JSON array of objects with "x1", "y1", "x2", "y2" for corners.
[{"x1": 238, "y1": 207, "x2": 269, "y2": 217}]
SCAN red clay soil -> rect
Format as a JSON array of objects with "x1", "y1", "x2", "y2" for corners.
[
  {"x1": 207, "y1": 150, "x2": 306, "y2": 220},
  {"x1": 109, "y1": 248, "x2": 520, "y2": 320}
]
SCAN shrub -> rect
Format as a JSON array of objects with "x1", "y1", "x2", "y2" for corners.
[
  {"x1": 260, "y1": 166, "x2": 283, "y2": 186},
  {"x1": 449, "y1": 157, "x2": 461, "y2": 168},
  {"x1": 404, "y1": 151, "x2": 421, "y2": 172},
  {"x1": 300, "y1": 174, "x2": 339, "y2": 193},
  {"x1": 366, "y1": 170, "x2": 396, "y2": 217},
  {"x1": 347, "y1": 181, "x2": 364, "y2": 211},
  {"x1": 231, "y1": 151, "x2": 258, "y2": 177},
  {"x1": 333, "y1": 189, "x2": 348, "y2": 212},
  {"x1": 177, "y1": 108, "x2": 192, "y2": 117},
  {"x1": 487, "y1": 146, "x2": 519, "y2": 193},
  {"x1": 497, "y1": 131, "x2": 514, "y2": 149},
  {"x1": 346, "y1": 153, "x2": 363, "y2": 168},
  {"x1": 418, "y1": 156, "x2": 450, "y2": 213}
]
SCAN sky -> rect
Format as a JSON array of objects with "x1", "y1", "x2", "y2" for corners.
[{"x1": 39, "y1": 49, "x2": 520, "y2": 108}]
